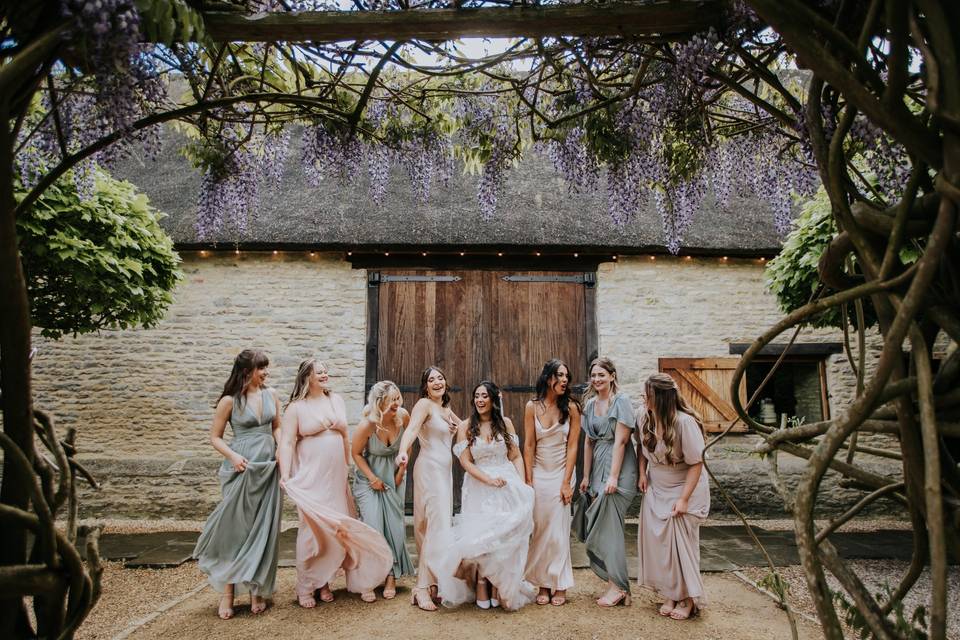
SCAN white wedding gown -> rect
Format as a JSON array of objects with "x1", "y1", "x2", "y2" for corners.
[{"x1": 437, "y1": 434, "x2": 537, "y2": 610}]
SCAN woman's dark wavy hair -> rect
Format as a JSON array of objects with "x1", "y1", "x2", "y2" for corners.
[
  {"x1": 218, "y1": 349, "x2": 269, "y2": 408},
  {"x1": 467, "y1": 381, "x2": 515, "y2": 454},
  {"x1": 418, "y1": 365, "x2": 451, "y2": 407},
  {"x1": 534, "y1": 358, "x2": 580, "y2": 424}
]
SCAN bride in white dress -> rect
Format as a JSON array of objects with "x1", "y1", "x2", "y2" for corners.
[{"x1": 437, "y1": 381, "x2": 537, "y2": 611}]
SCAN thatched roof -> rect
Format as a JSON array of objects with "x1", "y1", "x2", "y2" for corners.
[{"x1": 115, "y1": 128, "x2": 790, "y2": 256}]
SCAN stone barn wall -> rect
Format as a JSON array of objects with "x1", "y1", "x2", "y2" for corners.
[{"x1": 10, "y1": 252, "x2": 922, "y2": 519}]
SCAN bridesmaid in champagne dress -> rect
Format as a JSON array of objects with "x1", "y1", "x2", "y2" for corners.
[
  {"x1": 574, "y1": 357, "x2": 637, "y2": 608},
  {"x1": 193, "y1": 349, "x2": 282, "y2": 620},
  {"x1": 278, "y1": 359, "x2": 393, "y2": 607},
  {"x1": 637, "y1": 373, "x2": 710, "y2": 620},
  {"x1": 351, "y1": 380, "x2": 415, "y2": 599},
  {"x1": 523, "y1": 359, "x2": 581, "y2": 606},
  {"x1": 395, "y1": 366, "x2": 460, "y2": 611}
]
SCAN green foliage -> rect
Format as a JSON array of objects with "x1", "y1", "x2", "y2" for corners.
[
  {"x1": 765, "y1": 185, "x2": 923, "y2": 329},
  {"x1": 757, "y1": 570, "x2": 791, "y2": 604},
  {"x1": 764, "y1": 188, "x2": 881, "y2": 329},
  {"x1": 832, "y1": 586, "x2": 928, "y2": 639},
  {"x1": 765, "y1": 188, "x2": 841, "y2": 327},
  {"x1": 15, "y1": 169, "x2": 182, "y2": 339}
]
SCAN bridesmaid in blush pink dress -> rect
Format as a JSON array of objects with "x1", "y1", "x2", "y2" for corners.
[
  {"x1": 636, "y1": 373, "x2": 710, "y2": 621},
  {"x1": 523, "y1": 359, "x2": 581, "y2": 606},
  {"x1": 395, "y1": 366, "x2": 460, "y2": 611},
  {"x1": 278, "y1": 358, "x2": 393, "y2": 608}
]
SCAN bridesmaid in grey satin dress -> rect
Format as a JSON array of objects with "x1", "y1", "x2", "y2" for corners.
[
  {"x1": 193, "y1": 349, "x2": 283, "y2": 620},
  {"x1": 574, "y1": 357, "x2": 637, "y2": 608},
  {"x1": 351, "y1": 380, "x2": 415, "y2": 599}
]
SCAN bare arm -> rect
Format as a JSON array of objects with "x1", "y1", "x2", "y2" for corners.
[
  {"x1": 396, "y1": 399, "x2": 430, "y2": 465},
  {"x1": 269, "y1": 390, "x2": 283, "y2": 442},
  {"x1": 351, "y1": 419, "x2": 386, "y2": 491},
  {"x1": 604, "y1": 421, "x2": 632, "y2": 494},
  {"x1": 277, "y1": 402, "x2": 299, "y2": 484},
  {"x1": 523, "y1": 402, "x2": 536, "y2": 485},
  {"x1": 395, "y1": 408, "x2": 411, "y2": 486},
  {"x1": 504, "y1": 418, "x2": 525, "y2": 479},
  {"x1": 579, "y1": 436, "x2": 594, "y2": 493},
  {"x1": 561, "y1": 405, "x2": 581, "y2": 504},
  {"x1": 638, "y1": 451, "x2": 649, "y2": 493},
  {"x1": 210, "y1": 396, "x2": 246, "y2": 472}
]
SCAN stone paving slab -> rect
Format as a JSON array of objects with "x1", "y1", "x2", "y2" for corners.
[{"x1": 86, "y1": 525, "x2": 927, "y2": 573}]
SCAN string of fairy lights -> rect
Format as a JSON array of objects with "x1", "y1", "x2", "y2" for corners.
[{"x1": 195, "y1": 249, "x2": 769, "y2": 264}]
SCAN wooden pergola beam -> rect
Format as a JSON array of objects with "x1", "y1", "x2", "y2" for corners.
[{"x1": 202, "y1": 2, "x2": 722, "y2": 43}]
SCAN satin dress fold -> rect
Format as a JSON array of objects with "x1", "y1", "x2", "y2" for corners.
[
  {"x1": 352, "y1": 426, "x2": 415, "y2": 578},
  {"x1": 284, "y1": 404, "x2": 393, "y2": 597},
  {"x1": 573, "y1": 393, "x2": 637, "y2": 592},
  {"x1": 637, "y1": 412, "x2": 710, "y2": 607},
  {"x1": 413, "y1": 412, "x2": 455, "y2": 589},
  {"x1": 194, "y1": 388, "x2": 282, "y2": 597}
]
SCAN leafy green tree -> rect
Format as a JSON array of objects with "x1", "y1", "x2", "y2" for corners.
[{"x1": 16, "y1": 169, "x2": 181, "y2": 339}]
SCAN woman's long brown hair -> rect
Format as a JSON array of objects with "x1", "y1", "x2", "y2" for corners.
[
  {"x1": 217, "y1": 349, "x2": 269, "y2": 409},
  {"x1": 640, "y1": 372, "x2": 704, "y2": 464}
]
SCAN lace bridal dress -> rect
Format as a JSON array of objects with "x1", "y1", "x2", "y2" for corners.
[{"x1": 437, "y1": 434, "x2": 537, "y2": 611}]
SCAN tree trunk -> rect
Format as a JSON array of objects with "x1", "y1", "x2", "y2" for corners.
[{"x1": 0, "y1": 96, "x2": 37, "y2": 638}]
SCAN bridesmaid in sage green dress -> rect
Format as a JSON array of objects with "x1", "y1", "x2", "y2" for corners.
[
  {"x1": 574, "y1": 356, "x2": 637, "y2": 608},
  {"x1": 351, "y1": 381, "x2": 415, "y2": 599},
  {"x1": 193, "y1": 349, "x2": 283, "y2": 620}
]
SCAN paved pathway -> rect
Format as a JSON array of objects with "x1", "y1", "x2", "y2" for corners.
[{"x1": 87, "y1": 524, "x2": 920, "y2": 575}]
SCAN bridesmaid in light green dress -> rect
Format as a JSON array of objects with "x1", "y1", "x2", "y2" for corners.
[
  {"x1": 193, "y1": 349, "x2": 283, "y2": 620},
  {"x1": 573, "y1": 357, "x2": 637, "y2": 608},
  {"x1": 352, "y1": 381, "x2": 415, "y2": 600}
]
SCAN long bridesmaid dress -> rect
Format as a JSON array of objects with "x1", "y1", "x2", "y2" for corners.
[
  {"x1": 637, "y1": 412, "x2": 710, "y2": 608},
  {"x1": 524, "y1": 415, "x2": 575, "y2": 592},
  {"x1": 412, "y1": 411, "x2": 454, "y2": 592},
  {"x1": 352, "y1": 425, "x2": 415, "y2": 579},
  {"x1": 573, "y1": 393, "x2": 637, "y2": 593},
  {"x1": 283, "y1": 403, "x2": 393, "y2": 597},
  {"x1": 193, "y1": 388, "x2": 282, "y2": 597}
]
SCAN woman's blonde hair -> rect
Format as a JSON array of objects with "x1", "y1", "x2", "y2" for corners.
[
  {"x1": 640, "y1": 372, "x2": 704, "y2": 464},
  {"x1": 362, "y1": 380, "x2": 403, "y2": 430},
  {"x1": 287, "y1": 358, "x2": 329, "y2": 406},
  {"x1": 583, "y1": 356, "x2": 620, "y2": 402}
]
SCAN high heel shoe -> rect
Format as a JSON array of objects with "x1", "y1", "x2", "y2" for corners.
[
  {"x1": 659, "y1": 599, "x2": 676, "y2": 616},
  {"x1": 489, "y1": 598, "x2": 500, "y2": 608},
  {"x1": 476, "y1": 598, "x2": 491, "y2": 609},
  {"x1": 411, "y1": 588, "x2": 438, "y2": 611},
  {"x1": 596, "y1": 590, "x2": 631, "y2": 607},
  {"x1": 360, "y1": 591, "x2": 377, "y2": 603}
]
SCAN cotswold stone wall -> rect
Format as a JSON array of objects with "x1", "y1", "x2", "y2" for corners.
[
  {"x1": 595, "y1": 255, "x2": 847, "y2": 400},
  {"x1": 27, "y1": 252, "x2": 367, "y2": 518},
  {"x1": 15, "y1": 252, "x2": 938, "y2": 518}
]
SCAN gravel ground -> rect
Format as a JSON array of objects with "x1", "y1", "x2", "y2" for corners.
[
  {"x1": 76, "y1": 562, "x2": 207, "y2": 640},
  {"x1": 741, "y1": 561, "x2": 960, "y2": 640},
  {"x1": 703, "y1": 517, "x2": 912, "y2": 532},
  {"x1": 105, "y1": 568, "x2": 822, "y2": 640},
  {"x1": 86, "y1": 517, "x2": 912, "y2": 535}
]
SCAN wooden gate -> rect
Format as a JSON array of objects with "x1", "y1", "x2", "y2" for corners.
[
  {"x1": 658, "y1": 358, "x2": 748, "y2": 433},
  {"x1": 367, "y1": 269, "x2": 595, "y2": 509}
]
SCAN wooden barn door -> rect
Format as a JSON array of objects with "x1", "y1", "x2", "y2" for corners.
[
  {"x1": 369, "y1": 269, "x2": 593, "y2": 510},
  {"x1": 658, "y1": 358, "x2": 748, "y2": 433}
]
